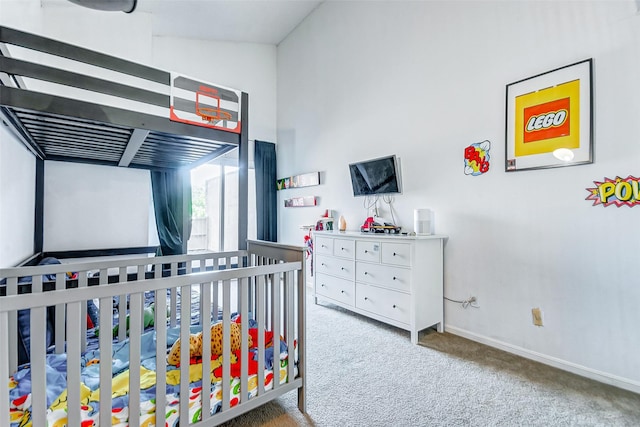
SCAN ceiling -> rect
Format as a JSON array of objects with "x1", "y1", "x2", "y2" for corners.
[{"x1": 42, "y1": 0, "x2": 323, "y2": 45}]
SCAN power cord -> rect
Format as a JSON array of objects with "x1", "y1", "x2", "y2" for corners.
[
  {"x1": 363, "y1": 195, "x2": 379, "y2": 216},
  {"x1": 444, "y1": 296, "x2": 479, "y2": 309},
  {"x1": 382, "y1": 195, "x2": 397, "y2": 225}
]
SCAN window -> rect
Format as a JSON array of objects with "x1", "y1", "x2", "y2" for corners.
[{"x1": 188, "y1": 149, "x2": 256, "y2": 252}]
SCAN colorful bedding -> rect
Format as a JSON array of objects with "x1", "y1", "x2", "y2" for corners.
[{"x1": 8, "y1": 320, "x2": 295, "y2": 427}]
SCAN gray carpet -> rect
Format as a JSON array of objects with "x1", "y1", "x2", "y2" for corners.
[{"x1": 220, "y1": 296, "x2": 640, "y2": 426}]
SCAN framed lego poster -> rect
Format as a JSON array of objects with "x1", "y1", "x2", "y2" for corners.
[{"x1": 505, "y1": 59, "x2": 593, "y2": 172}]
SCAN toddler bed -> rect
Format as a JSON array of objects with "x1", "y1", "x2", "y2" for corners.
[{"x1": 0, "y1": 240, "x2": 306, "y2": 426}]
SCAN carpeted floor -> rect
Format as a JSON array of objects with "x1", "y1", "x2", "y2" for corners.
[{"x1": 220, "y1": 296, "x2": 640, "y2": 426}]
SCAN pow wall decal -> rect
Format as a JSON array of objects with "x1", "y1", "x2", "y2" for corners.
[
  {"x1": 464, "y1": 140, "x2": 491, "y2": 176},
  {"x1": 585, "y1": 176, "x2": 640, "y2": 207}
]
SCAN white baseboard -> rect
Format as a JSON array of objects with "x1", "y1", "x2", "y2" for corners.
[{"x1": 445, "y1": 325, "x2": 640, "y2": 395}]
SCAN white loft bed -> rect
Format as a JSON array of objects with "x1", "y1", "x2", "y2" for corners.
[{"x1": 0, "y1": 24, "x2": 251, "y2": 257}]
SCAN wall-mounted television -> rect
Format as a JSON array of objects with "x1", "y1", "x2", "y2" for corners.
[{"x1": 348, "y1": 155, "x2": 401, "y2": 196}]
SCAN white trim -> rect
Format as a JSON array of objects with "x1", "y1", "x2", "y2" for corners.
[{"x1": 445, "y1": 325, "x2": 640, "y2": 395}]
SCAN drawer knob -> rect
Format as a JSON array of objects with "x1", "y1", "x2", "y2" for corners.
[
  {"x1": 392, "y1": 276, "x2": 397, "y2": 280},
  {"x1": 341, "y1": 267, "x2": 345, "y2": 271},
  {"x1": 341, "y1": 290, "x2": 345, "y2": 294},
  {"x1": 364, "y1": 297, "x2": 368, "y2": 301},
  {"x1": 364, "y1": 271, "x2": 368, "y2": 275},
  {"x1": 321, "y1": 283, "x2": 326, "y2": 287},
  {"x1": 341, "y1": 247, "x2": 345, "y2": 251},
  {"x1": 322, "y1": 244, "x2": 326, "y2": 248},
  {"x1": 321, "y1": 263, "x2": 326, "y2": 266},
  {"x1": 364, "y1": 250, "x2": 368, "y2": 253},
  {"x1": 392, "y1": 304, "x2": 397, "y2": 308}
]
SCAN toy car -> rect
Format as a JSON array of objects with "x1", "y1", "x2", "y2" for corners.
[{"x1": 360, "y1": 216, "x2": 402, "y2": 234}]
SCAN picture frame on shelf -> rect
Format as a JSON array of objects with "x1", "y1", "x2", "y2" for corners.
[
  {"x1": 505, "y1": 59, "x2": 593, "y2": 172},
  {"x1": 277, "y1": 172, "x2": 320, "y2": 190}
]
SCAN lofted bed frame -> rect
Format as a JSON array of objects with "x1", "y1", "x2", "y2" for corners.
[
  {"x1": 0, "y1": 25, "x2": 249, "y2": 257},
  {"x1": 0, "y1": 26, "x2": 306, "y2": 426}
]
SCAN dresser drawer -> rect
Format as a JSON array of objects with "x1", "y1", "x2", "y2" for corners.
[
  {"x1": 333, "y1": 238, "x2": 355, "y2": 259},
  {"x1": 316, "y1": 254, "x2": 354, "y2": 280},
  {"x1": 315, "y1": 273, "x2": 355, "y2": 306},
  {"x1": 381, "y1": 242, "x2": 411, "y2": 267},
  {"x1": 355, "y1": 262, "x2": 410, "y2": 292},
  {"x1": 356, "y1": 240, "x2": 381, "y2": 263},
  {"x1": 315, "y1": 236, "x2": 334, "y2": 255},
  {"x1": 355, "y1": 283, "x2": 410, "y2": 324}
]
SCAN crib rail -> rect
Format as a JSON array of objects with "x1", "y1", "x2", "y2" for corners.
[{"x1": 0, "y1": 240, "x2": 306, "y2": 426}]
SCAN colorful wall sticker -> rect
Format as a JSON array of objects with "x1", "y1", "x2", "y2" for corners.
[
  {"x1": 585, "y1": 176, "x2": 640, "y2": 207},
  {"x1": 464, "y1": 140, "x2": 491, "y2": 176}
]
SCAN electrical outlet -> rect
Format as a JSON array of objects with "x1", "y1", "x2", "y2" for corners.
[{"x1": 531, "y1": 307, "x2": 543, "y2": 326}]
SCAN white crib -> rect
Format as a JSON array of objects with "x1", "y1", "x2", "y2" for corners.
[{"x1": 0, "y1": 240, "x2": 306, "y2": 426}]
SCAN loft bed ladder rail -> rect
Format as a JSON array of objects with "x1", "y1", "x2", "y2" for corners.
[{"x1": 0, "y1": 26, "x2": 169, "y2": 84}]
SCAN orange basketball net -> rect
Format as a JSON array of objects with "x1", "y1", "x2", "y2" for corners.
[{"x1": 196, "y1": 86, "x2": 233, "y2": 123}]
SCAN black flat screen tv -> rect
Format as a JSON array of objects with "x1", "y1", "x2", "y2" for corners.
[{"x1": 349, "y1": 155, "x2": 401, "y2": 196}]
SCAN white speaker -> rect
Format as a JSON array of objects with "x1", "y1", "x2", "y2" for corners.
[{"x1": 414, "y1": 209, "x2": 432, "y2": 235}]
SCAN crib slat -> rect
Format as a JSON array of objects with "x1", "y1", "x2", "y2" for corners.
[
  {"x1": 66, "y1": 300, "x2": 82, "y2": 427},
  {"x1": 179, "y1": 284, "x2": 191, "y2": 426},
  {"x1": 55, "y1": 273, "x2": 66, "y2": 353},
  {"x1": 257, "y1": 274, "x2": 266, "y2": 396},
  {"x1": 222, "y1": 277, "x2": 231, "y2": 411},
  {"x1": 129, "y1": 291, "x2": 143, "y2": 426},
  {"x1": 199, "y1": 257, "x2": 206, "y2": 324},
  {"x1": 212, "y1": 258, "x2": 220, "y2": 319},
  {"x1": 99, "y1": 268, "x2": 113, "y2": 425},
  {"x1": 286, "y1": 271, "x2": 296, "y2": 385},
  {"x1": 272, "y1": 272, "x2": 281, "y2": 391},
  {"x1": 240, "y1": 276, "x2": 249, "y2": 404},
  {"x1": 79, "y1": 272, "x2": 88, "y2": 353},
  {"x1": 296, "y1": 262, "x2": 307, "y2": 413},
  {"x1": 98, "y1": 267, "x2": 113, "y2": 427},
  {"x1": 201, "y1": 280, "x2": 212, "y2": 421},
  {"x1": 154, "y1": 263, "x2": 167, "y2": 427},
  {"x1": 30, "y1": 275, "x2": 47, "y2": 427},
  {"x1": 6, "y1": 277, "x2": 17, "y2": 373},
  {"x1": 118, "y1": 266, "x2": 127, "y2": 342},
  {"x1": 0, "y1": 311, "x2": 10, "y2": 427},
  {"x1": 170, "y1": 263, "x2": 178, "y2": 327}
]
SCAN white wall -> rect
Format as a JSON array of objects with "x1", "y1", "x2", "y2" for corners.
[
  {"x1": 43, "y1": 161, "x2": 151, "y2": 251},
  {"x1": 0, "y1": 126, "x2": 35, "y2": 267},
  {"x1": 277, "y1": 1, "x2": 640, "y2": 392}
]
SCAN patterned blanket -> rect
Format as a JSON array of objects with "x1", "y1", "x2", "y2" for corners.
[{"x1": 8, "y1": 320, "x2": 294, "y2": 426}]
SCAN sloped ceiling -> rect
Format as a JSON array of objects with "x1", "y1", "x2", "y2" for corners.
[{"x1": 41, "y1": 0, "x2": 323, "y2": 45}]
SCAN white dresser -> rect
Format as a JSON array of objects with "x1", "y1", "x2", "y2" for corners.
[{"x1": 313, "y1": 230, "x2": 446, "y2": 344}]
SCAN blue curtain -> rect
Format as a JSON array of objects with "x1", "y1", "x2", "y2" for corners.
[
  {"x1": 151, "y1": 170, "x2": 192, "y2": 255},
  {"x1": 255, "y1": 140, "x2": 277, "y2": 241}
]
